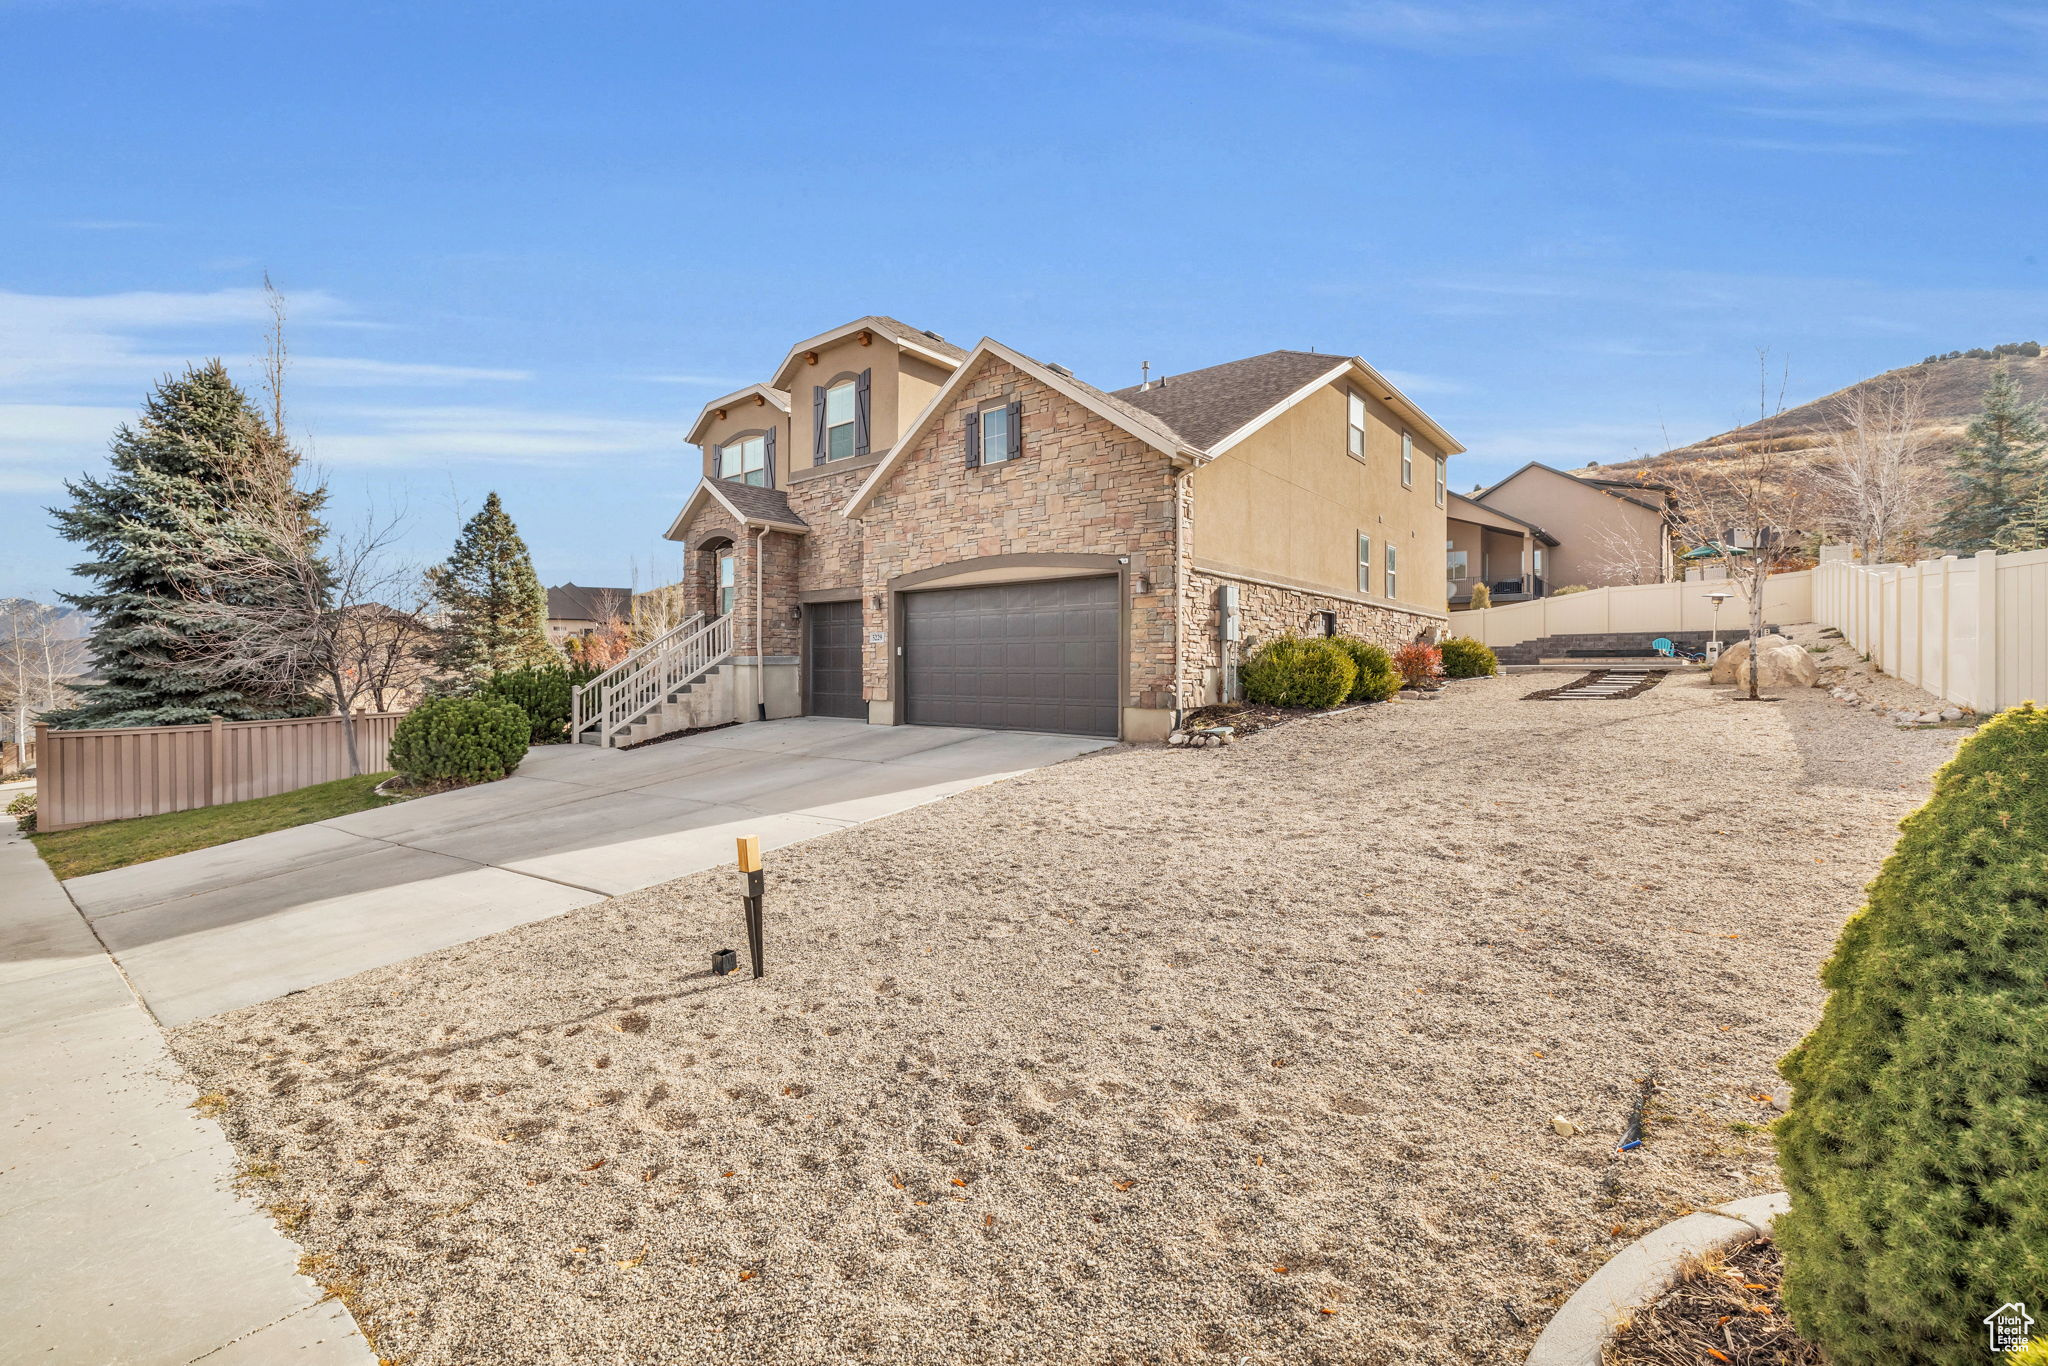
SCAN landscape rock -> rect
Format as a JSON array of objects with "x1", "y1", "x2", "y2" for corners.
[
  {"x1": 1713, "y1": 638, "x2": 1817, "y2": 691},
  {"x1": 1550, "y1": 1116, "x2": 1580, "y2": 1137},
  {"x1": 1707, "y1": 634, "x2": 1791, "y2": 685},
  {"x1": 1940, "y1": 708, "x2": 1963, "y2": 721}
]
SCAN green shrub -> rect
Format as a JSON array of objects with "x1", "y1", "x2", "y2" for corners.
[
  {"x1": 1774, "y1": 704, "x2": 2048, "y2": 1366},
  {"x1": 1439, "y1": 637, "x2": 1498, "y2": 678},
  {"x1": 1239, "y1": 636, "x2": 1356, "y2": 710},
  {"x1": 1551, "y1": 584, "x2": 1591, "y2": 595},
  {"x1": 7, "y1": 789, "x2": 34, "y2": 833},
  {"x1": 480, "y1": 663, "x2": 599, "y2": 744},
  {"x1": 387, "y1": 696, "x2": 530, "y2": 787},
  {"x1": 1329, "y1": 637, "x2": 1401, "y2": 703},
  {"x1": 1467, "y1": 582, "x2": 1491, "y2": 611}
]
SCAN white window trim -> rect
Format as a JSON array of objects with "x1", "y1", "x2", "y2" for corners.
[
  {"x1": 1433, "y1": 455, "x2": 1446, "y2": 507},
  {"x1": 823, "y1": 379, "x2": 857, "y2": 463},
  {"x1": 979, "y1": 403, "x2": 1016, "y2": 465},
  {"x1": 1385, "y1": 545, "x2": 1398, "y2": 600},
  {"x1": 1346, "y1": 389, "x2": 1367, "y2": 462},
  {"x1": 1400, "y1": 431, "x2": 1414, "y2": 487},
  {"x1": 719, "y1": 434, "x2": 768, "y2": 486},
  {"x1": 716, "y1": 547, "x2": 738, "y2": 617},
  {"x1": 1356, "y1": 531, "x2": 1372, "y2": 595}
]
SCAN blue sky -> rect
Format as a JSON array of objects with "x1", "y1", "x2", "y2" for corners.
[{"x1": 4, "y1": 0, "x2": 2044, "y2": 601}]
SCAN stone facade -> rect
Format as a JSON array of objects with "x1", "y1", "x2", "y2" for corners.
[
  {"x1": 853, "y1": 356, "x2": 1181, "y2": 713},
  {"x1": 1179, "y1": 566, "x2": 1445, "y2": 707},
  {"x1": 666, "y1": 353, "x2": 1449, "y2": 736}
]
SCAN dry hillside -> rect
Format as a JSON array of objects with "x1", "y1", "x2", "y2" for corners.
[{"x1": 1587, "y1": 348, "x2": 2048, "y2": 485}]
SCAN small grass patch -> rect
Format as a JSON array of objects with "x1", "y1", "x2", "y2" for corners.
[{"x1": 30, "y1": 771, "x2": 397, "y2": 880}]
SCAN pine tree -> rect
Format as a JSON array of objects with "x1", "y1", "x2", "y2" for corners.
[
  {"x1": 1933, "y1": 364, "x2": 2048, "y2": 550},
  {"x1": 429, "y1": 492, "x2": 558, "y2": 687},
  {"x1": 1991, "y1": 481, "x2": 2048, "y2": 553},
  {"x1": 45, "y1": 362, "x2": 327, "y2": 728}
]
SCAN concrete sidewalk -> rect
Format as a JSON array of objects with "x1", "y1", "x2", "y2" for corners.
[
  {"x1": 65, "y1": 718, "x2": 1111, "y2": 1027},
  {"x1": 0, "y1": 816, "x2": 374, "y2": 1364}
]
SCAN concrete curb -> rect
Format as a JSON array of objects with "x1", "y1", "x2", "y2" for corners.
[{"x1": 1526, "y1": 1193, "x2": 1788, "y2": 1366}]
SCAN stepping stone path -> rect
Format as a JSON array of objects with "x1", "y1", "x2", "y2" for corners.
[{"x1": 1527, "y1": 668, "x2": 1663, "y2": 701}]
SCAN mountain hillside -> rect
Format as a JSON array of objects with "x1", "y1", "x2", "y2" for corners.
[{"x1": 1588, "y1": 347, "x2": 2048, "y2": 484}]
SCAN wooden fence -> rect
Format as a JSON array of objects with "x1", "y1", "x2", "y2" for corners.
[{"x1": 34, "y1": 711, "x2": 404, "y2": 833}]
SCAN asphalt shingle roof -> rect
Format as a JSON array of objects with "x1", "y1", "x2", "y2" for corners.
[
  {"x1": 709, "y1": 478, "x2": 809, "y2": 528},
  {"x1": 1109, "y1": 350, "x2": 1347, "y2": 451},
  {"x1": 867, "y1": 316, "x2": 968, "y2": 363},
  {"x1": 545, "y1": 584, "x2": 631, "y2": 622}
]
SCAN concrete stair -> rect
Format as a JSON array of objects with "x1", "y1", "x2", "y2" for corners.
[{"x1": 578, "y1": 663, "x2": 736, "y2": 747}]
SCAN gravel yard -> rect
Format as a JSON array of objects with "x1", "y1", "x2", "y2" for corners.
[{"x1": 170, "y1": 670, "x2": 1964, "y2": 1365}]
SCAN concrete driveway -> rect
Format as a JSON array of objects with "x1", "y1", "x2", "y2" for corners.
[{"x1": 66, "y1": 719, "x2": 1110, "y2": 1027}]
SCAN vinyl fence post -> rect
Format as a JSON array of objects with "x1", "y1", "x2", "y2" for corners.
[{"x1": 1974, "y1": 549, "x2": 2000, "y2": 715}]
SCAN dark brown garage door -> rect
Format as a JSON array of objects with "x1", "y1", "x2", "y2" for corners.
[
  {"x1": 806, "y1": 601, "x2": 866, "y2": 719},
  {"x1": 902, "y1": 577, "x2": 1118, "y2": 737}
]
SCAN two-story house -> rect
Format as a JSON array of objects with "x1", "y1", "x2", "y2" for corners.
[{"x1": 581, "y1": 316, "x2": 1462, "y2": 747}]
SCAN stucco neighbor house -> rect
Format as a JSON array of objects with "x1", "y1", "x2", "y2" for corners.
[
  {"x1": 586, "y1": 316, "x2": 1463, "y2": 748},
  {"x1": 544, "y1": 583, "x2": 631, "y2": 644},
  {"x1": 1445, "y1": 462, "x2": 1675, "y2": 606}
]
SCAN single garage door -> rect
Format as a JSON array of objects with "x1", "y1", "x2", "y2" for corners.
[
  {"x1": 806, "y1": 600, "x2": 866, "y2": 719},
  {"x1": 903, "y1": 577, "x2": 1118, "y2": 737}
]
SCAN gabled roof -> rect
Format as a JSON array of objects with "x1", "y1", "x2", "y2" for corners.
[
  {"x1": 663, "y1": 477, "x2": 811, "y2": 542},
  {"x1": 545, "y1": 583, "x2": 632, "y2": 622},
  {"x1": 768, "y1": 316, "x2": 967, "y2": 387},
  {"x1": 1112, "y1": 350, "x2": 1466, "y2": 458},
  {"x1": 1445, "y1": 491, "x2": 1559, "y2": 546},
  {"x1": 840, "y1": 339, "x2": 1206, "y2": 518},
  {"x1": 685, "y1": 383, "x2": 790, "y2": 445},
  {"x1": 1476, "y1": 461, "x2": 1671, "y2": 514}
]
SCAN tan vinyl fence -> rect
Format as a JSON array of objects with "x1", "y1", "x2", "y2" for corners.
[
  {"x1": 1457, "y1": 569, "x2": 1816, "y2": 648},
  {"x1": 34, "y1": 711, "x2": 404, "y2": 833},
  {"x1": 1813, "y1": 547, "x2": 2048, "y2": 714}
]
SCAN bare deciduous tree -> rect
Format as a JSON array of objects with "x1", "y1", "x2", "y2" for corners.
[
  {"x1": 1581, "y1": 519, "x2": 1671, "y2": 586},
  {"x1": 0, "y1": 599, "x2": 88, "y2": 774},
  {"x1": 1667, "y1": 352, "x2": 1815, "y2": 700},
  {"x1": 1807, "y1": 372, "x2": 1940, "y2": 565}
]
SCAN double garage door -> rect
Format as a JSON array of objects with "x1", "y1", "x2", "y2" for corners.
[{"x1": 901, "y1": 577, "x2": 1119, "y2": 738}]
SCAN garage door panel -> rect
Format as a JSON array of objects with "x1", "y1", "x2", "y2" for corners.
[
  {"x1": 806, "y1": 601, "x2": 866, "y2": 719},
  {"x1": 903, "y1": 577, "x2": 1118, "y2": 737}
]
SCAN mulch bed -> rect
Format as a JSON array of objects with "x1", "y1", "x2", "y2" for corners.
[
  {"x1": 1179, "y1": 700, "x2": 1362, "y2": 737},
  {"x1": 618, "y1": 720, "x2": 740, "y2": 751},
  {"x1": 1523, "y1": 671, "x2": 1666, "y2": 702},
  {"x1": 1603, "y1": 1237, "x2": 1822, "y2": 1365}
]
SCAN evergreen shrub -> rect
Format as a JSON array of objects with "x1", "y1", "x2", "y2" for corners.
[{"x1": 1774, "y1": 704, "x2": 2048, "y2": 1365}]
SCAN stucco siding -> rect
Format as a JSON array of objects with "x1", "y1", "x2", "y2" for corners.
[{"x1": 1190, "y1": 383, "x2": 1449, "y2": 616}]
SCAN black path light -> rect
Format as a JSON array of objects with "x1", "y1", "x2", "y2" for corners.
[{"x1": 737, "y1": 835, "x2": 766, "y2": 979}]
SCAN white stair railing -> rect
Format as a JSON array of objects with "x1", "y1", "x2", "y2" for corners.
[
  {"x1": 578, "y1": 613, "x2": 734, "y2": 746},
  {"x1": 571, "y1": 612, "x2": 702, "y2": 740}
]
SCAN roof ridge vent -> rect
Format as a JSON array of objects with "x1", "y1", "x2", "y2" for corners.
[
  {"x1": 1046, "y1": 361, "x2": 1073, "y2": 377},
  {"x1": 922, "y1": 330, "x2": 945, "y2": 342}
]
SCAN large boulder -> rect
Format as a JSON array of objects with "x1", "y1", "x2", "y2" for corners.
[
  {"x1": 1713, "y1": 636, "x2": 1819, "y2": 690},
  {"x1": 1708, "y1": 633, "x2": 1789, "y2": 685}
]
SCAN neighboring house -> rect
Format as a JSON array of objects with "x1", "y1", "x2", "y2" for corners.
[
  {"x1": 545, "y1": 583, "x2": 631, "y2": 644},
  {"x1": 1447, "y1": 463, "x2": 1675, "y2": 605},
  {"x1": 626, "y1": 315, "x2": 1462, "y2": 747},
  {"x1": 1445, "y1": 492, "x2": 1558, "y2": 606}
]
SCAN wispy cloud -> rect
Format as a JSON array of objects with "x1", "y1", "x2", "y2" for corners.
[
  {"x1": 1710, "y1": 136, "x2": 1908, "y2": 155},
  {"x1": 307, "y1": 406, "x2": 675, "y2": 469},
  {"x1": 1197, "y1": 0, "x2": 2048, "y2": 125},
  {"x1": 0, "y1": 288, "x2": 527, "y2": 390}
]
